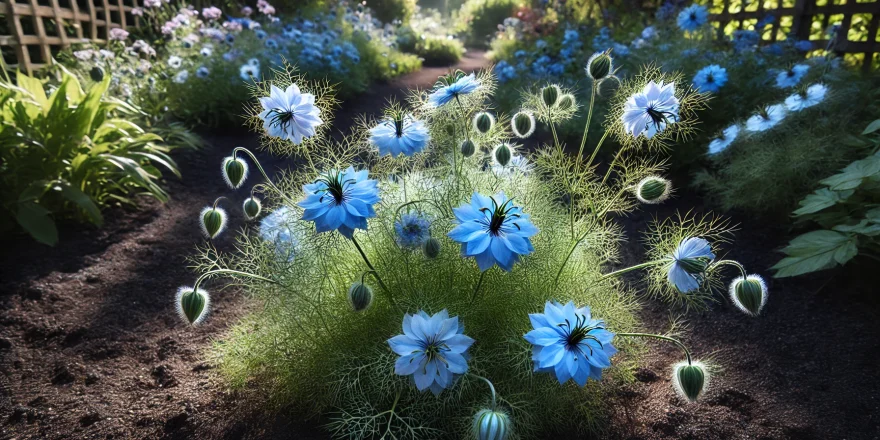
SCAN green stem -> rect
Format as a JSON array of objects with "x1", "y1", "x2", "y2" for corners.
[
  {"x1": 617, "y1": 332, "x2": 693, "y2": 365},
  {"x1": 711, "y1": 259, "x2": 748, "y2": 279},
  {"x1": 599, "y1": 259, "x2": 668, "y2": 280},
  {"x1": 351, "y1": 235, "x2": 395, "y2": 306},
  {"x1": 576, "y1": 83, "x2": 598, "y2": 164},
  {"x1": 471, "y1": 270, "x2": 487, "y2": 303},
  {"x1": 232, "y1": 147, "x2": 297, "y2": 204},
  {"x1": 553, "y1": 231, "x2": 589, "y2": 286},
  {"x1": 601, "y1": 144, "x2": 627, "y2": 186},
  {"x1": 584, "y1": 130, "x2": 610, "y2": 172},
  {"x1": 470, "y1": 374, "x2": 498, "y2": 409},
  {"x1": 192, "y1": 269, "x2": 276, "y2": 294}
]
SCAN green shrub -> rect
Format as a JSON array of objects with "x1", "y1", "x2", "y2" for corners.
[
  {"x1": 416, "y1": 36, "x2": 465, "y2": 66},
  {"x1": 0, "y1": 69, "x2": 181, "y2": 245},
  {"x1": 456, "y1": 0, "x2": 522, "y2": 48},
  {"x1": 771, "y1": 120, "x2": 880, "y2": 277},
  {"x1": 366, "y1": 0, "x2": 417, "y2": 23}
]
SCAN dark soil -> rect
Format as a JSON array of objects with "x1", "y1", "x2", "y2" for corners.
[{"x1": 2, "y1": 49, "x2": 878, "y2": 439}]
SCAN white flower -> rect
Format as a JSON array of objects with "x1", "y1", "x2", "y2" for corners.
[
  {"x1": 173, "y1": 70, "x2": 189, "y2": 84},
  {"x1": 708, "y1": 124, "x2": 740, "y2": 154},
  {"x1": 491, "y1": 155, "x2": 534, "y2": 177},
  {"x1": 784, "y1": 83, "x2": 828, "y2": 112},
  {"x1": 621, "y1": 80, "x2": 680, "y2": 139},
  {"x1": 167, "y1": 55, "x2": 183, "y2": 69},
  {"x1": 745, "y1": 104, "x2": 787, "y2": 132},
  {"x1": 258, "y1": 84, "x2": 323, "y2": 144},
  {"x1": 200, "y1": 46, "x2": 213, "y2": 57}
]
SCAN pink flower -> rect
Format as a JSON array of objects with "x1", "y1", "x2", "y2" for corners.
[
  {"x1": 261, "y1": 5, "x2": 275, "y2": 15},
  {"x1": 161, "y1": 21, "x2": 179, "y2": 35},
  {"x1": 201, "y1": 6, "x2": 222, "y2": 20},
  {"x1": 222, "y1": 21, "x2": 242, "y2": 32},
  {"x1": 241, "y1": 6, "x2": 253, "y2": 16},
  {"x1": 109, "y1": 28, "x2": 129, "y2": 41},
  {"x1": 144, "y1": 0, "x2": 161, "y2": 7},
  {"x1": 131, "y1": 7, "x2": 143, "y2": 16}
]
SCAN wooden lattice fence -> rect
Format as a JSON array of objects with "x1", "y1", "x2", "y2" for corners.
[
  {"x1": 1, "y1": 0, "x2": 141, "y2": 73},
  {"x1": 707, "y1": 0, "x2": 880, "y2": 71}
]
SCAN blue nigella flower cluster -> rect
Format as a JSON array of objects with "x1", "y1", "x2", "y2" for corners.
[
  {"x1": 732, "y1": 30, "x2": 759, "y2": 51},
  {"x1": 692, "y1": 64, "x2": 728, "y2": 93},
  {"x1": 448, "y1": 192, "x2": 538, "y2": 272},
  {"x1": 677, "y1": 5, "x2": 709, "y2": 32},
  {"x1": 298, "y1": 166, "x2": 380, "y2": 239},
  {"x1": 388, "y1": 309, "x2": 475, "y2": 395},
  {"x1": 494, "y1": 61, "x2": 516, "y2": 83},
  {"x1": 524, "y1": 301, "x2": 617, "y2": 386},
  {"x1": 559, "y1": 29, "x2": 582, "y2": 63},
  {"x1": 395, "y1": 213, "x2": 431, "y2": 249}
]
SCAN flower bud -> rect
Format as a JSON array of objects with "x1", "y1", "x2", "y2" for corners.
[
  {"x1": 598, "y1": 76, "x2": 621, "y2": 98},
  {"x1": 242, "y1": 197, "x2": 262, "y2": 220},
  {"x1": 511, "y1": 111, "x2": 535, "y2": 139},
  {"x1": 473, "y1": 408, "x2": 511, "y2": 440},
  {"x1": 89, "y1": 66, "x2": 105, "y2": 82},
  {"x1": 222, "y1": 156, "x2": 249, "y2": 189},
  {"x1": 200, "y1": 206, "x2": 227, "y2": 239},
  {"x1": 635, "y1": 176, "x2": 671, "y2": 204},
  {"x1": 423, "y1": 237, "x2": 441, "y2": 258},
  {"x1": 493, "y1": 143, "x2": 512, "y2": 166},
  {"x1": 461, "y1": 139, "x2": 476, "y2": 157},
  {"x1": 348, "y1": 282, "x2": 373, "y2": 312},
  {"x1": 176, "y1": 286, "x2": 210, "y2": 325},
  {"x1": 473, "y1": 112, "x2": 495, "y2": 134},
  {"x1": 557, "y1": 94, "x2": 576, "y2": 110},
  {"x1": 729, "y1": 274, "x2": 767, "y2": 317},
  {"x1": 586, "y1": 50, "x2": 613, "y2": 80},
  {"x1": 673, "y1": 361, "x2": 709, "y2": 402},
  {"x1": 541, "y1": 84, "x2": 560, "y2": 108}
]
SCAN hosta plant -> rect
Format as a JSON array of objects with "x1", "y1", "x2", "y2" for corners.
[{"x1": 179, "y1": 59, "x2": 765, "y2": 438}]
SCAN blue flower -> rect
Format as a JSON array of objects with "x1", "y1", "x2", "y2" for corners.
[
  {"x1": 494, "y1": 61, "x2": 516, "y2": 83},
  {"x1": 448, "y1": 192, "x2": 538, "y2": 272},
  {"x1": 794, "y1": 40, "x2": 813, "y2": 52},
  {"x1": 239, "y1": 63, "x2": 259, "y2": 81},
  {"x1": 621, "y1": 80, "x2": 680, "y2": 139},
  {"x1": 369, "y1": 114, "x2": 430, "y2": 156},
  {"x1": 762, "y1": 43, "x2": 783, "y2": 56},
  {"x1": 514, "y1": 50, "x2": 528, "y2": 58},
  {"x1": 395, "y1": 213, "x2": 431, "y2": 248},
  {"x1": 258, "y1": 84, "x2": 323, "y2": 144},
  {"x1": 387, "y1": 309, "x2": 475, "y2": 395},
  {"x1": 524, "y1": 301, "x2": 617, "y2": 386},
  {"x1": 656, "y1": 1, "x2": 677, "y2": 20},
  {"x1": 775, "y1": 64, "x2": 809, "y2": 88},
  {"x1": 677, "y1": 5, "x2": 708, "y2": 32},
  {"x1": 732, "y1": 30, "x2": 759, "y2": 51},
  {"x1": 298, "y1": 166, "x2": 379, "y2": 239},
  {"x1": 259, "y1": 206, "x2": 298, "y2": 260},
  {"x1": 667, "y1": 237, "x2": 715, "y2": 293},
  {"x1": 536, "y1": 39, "x2": 548, "y2": 50},
  {"x1": 692, "y1": 64, "x2": 728, "y2": 93},
  {"x1": 265, "y1": 38, "x2": 279, "y2": 49},
  {"x1": 427, "y1": 73, "x2": 480, "y2": 107},
  {"x1": 196, "y1": 66, "x2": 210, "y2": 78},
  {"x1": 255, "y1": 29, "x2": 267, "y2": 40}
]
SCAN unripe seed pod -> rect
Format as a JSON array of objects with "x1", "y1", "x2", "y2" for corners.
[
  {"x1": 348, "y1": 282, "x2": 374, "y2": 312},
  {"x1": 598, "y1": 76, "x2": 621, "y2": 98},
  {"x1": 511, "y1": 111, "x2": 535, "y2": 138},
  {"x1": 541, "y1": 85, "x2": 560, "y2": 108},
  {"x1": 473, "y1": 408, "x2": 511, "y2": 440},
  {"x1": 200, "y1": 207, "x2": 227, "y2": 239},
  {"x1": 673, "y1": 361, "x2": 709, "y2": 402},
  {"x1": 89, "y1": 66, "x2": 105, "y2": 82},
  {"x1": 730, "y1": 274, "x2": 767, "y2": 317},
  {"x1": 176, "y1": 286, "x2": 210, "y2": 325},
  {"x1": 243, "y1": 197, "x2": 262, "y2": 220},
  {"x1": 461, "y1": 139, "x2": 476, "y2": 157},
  {"x1": 423, "y1": 237, "x2": 441, "y2": 258},
  {"x1": 587, "y1": 50, "x2": 613, "y2": 80},
  {"x1": 222, "y1": 156, "x2": 249, "y2": 189},
  {"x1": 557, "y1": 94, "x2": 576, "y2": 110},
  {"x1": 635, "y1": 176, "x2": 671, "y2": 204},
  {"x1": 473, "y1": 112, "x2": 494, "y2": 134},
  {"x1": 493, "y1": 143, "x2": 512, "y2": 166}
]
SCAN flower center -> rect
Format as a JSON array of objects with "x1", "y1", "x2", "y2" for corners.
[
  {"x1": 558, "y1": 314, "x2": 604, "y2": 357},
  {"x1": 268, "y1": 108, "x2": 296, "y2": 131},
  {"x1": 479, "y1": 198, "x2": 522, "y2": 236},
  {"x1": 646, "y1": 105, "x2": 676, "y2": 131},
  {"x1": 315, "y1": 170, "x2": 353, "y2": 204}
]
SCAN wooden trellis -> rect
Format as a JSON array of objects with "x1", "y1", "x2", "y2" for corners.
[
  {"x1": 1, "y1": 0, "x2": 141, "y2": 73},
  {"x1": 707, "y1": 0, "x2": 880, "y2": 71}
]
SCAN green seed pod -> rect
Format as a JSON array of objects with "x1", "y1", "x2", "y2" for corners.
[
  {"x1": 586, "y1": 50, "x2": 613, "y2": 80},
  {"x1": 473, "y1": 408, "x2": 511, "y2": 440},
  {"x1": 473, "y1": 112, "x2": 494, "y2": 134},
  {"x1": 348, "y1": 282, "x2": 374, "y2": 312},
  {"x1": 493, "y1": 143, "x2": 512, "y2": 167},
  {"x1": 636, "y1": 176, "x2": 671, "y2": 204},
  {"x1": 242, "y1": 197, "x2": 262, "y2": 220},
  {"x1": 89, "y1": 66, "x2": 105, "y2": 82},
  {"x1": 730, "y1": 274, "x2": 767, "y2": 317},
  {"x1": 461, "y1": 139, "x2": 476, "y2": 157},
  {"x1": 200, "y1": 207, "x2": 227, "y2": 239},
  {"x1": 557, "y1": 94, "x2": 576, "y2": 110},
  {"x1": 541, "y1": 84, "x2": 560, "y2": 108},
  {"x1": 511, "y1": 111, "x2": 535, "y2": 138},
  {"x1": 673, "y1": 361, "x2": 709, "y2": 402},
  {"x1": 222, "y1": 156, "x2": 249, "y2": 189},
  {"x1": 423, "y1": 237, "x2": 441, "y2": 259},
  {"x1": 677, "y1": 257, "x2": 710, "y2": 275},
  {"x1": 598, "y1": 76, "x2": 621, "y2": 98},
  {"x1": 176, "y1": 286, "x2": 210, "y2": 325}
]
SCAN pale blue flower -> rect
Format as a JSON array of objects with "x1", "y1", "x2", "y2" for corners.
[
  {"x1": 524, "y1": 301, "x2": 617, "y2": 386},
  {"x1": 239, "y1": 64, "x2": 259, "y2": 81},
  {"x1": 692, "y1": 65, "x2": 728, "y2": 93},
  {"x1": 195, "y1": 66, "x2": 210, "y2": 78},
  {"x1": 448, "y1": 192, "x2": 538, "y2": 272},
  {"x1": 369, "y1": 115, "x2": 430, "y2": 156},
  {"x1": 298, "y1": 166, "x2": 379, "y2": 239},
  {"x1": 258, "y1": 84, "x2": 322, "y2": 144},
  {"x1": 265, "y1": 38, "x2": 279, "y2": 49},
  {"x1": 255, "y1": 29, "x2": 267, "y2": 40},
  {"x1": 794, "y1": 40, "x2": 813, "y2": 52},
  {"x1": 667, "y1": 237, "x2": 715, "y2": 293},
  {"x1": 536, "y1": 39, "x2": 548, "y2": 50},
  {"x1": 785, "y1": 83, "x2": 827, "y2": 111},
  {"x1": 395, "y1": 213, "x2": 431, "y2": 248},
  {"x1": 621, "y1": 80, "x2": 680, "y2": 139},
  {"x1": 388, "y1": 309, "x2": 475, "y2": 395},
  {"x1": 428, "y1": 73, "x2": 480, "y2": 107},
  {"x1": 708, "y1": 124, "x2": 739, "y2": 154},
  {"x1": 775, "y1": 64, "x2": 809, "y2": 88},
  {"x1": 677, "y1": 5, "x2": 708, "y2": 32},
  {"x1": 745, "y1": 104, "x2": 787, "y2": 132},
  {"x1": 259, "y1": 206, "x2": 298, "y2": 260}
]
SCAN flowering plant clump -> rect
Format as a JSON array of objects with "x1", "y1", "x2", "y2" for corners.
[{"x1": 178, "y1": 57, "x2": 765, "y2": 439}]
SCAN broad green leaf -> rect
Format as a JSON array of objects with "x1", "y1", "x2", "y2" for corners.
[
  {"x1": 72, "y1": 73, "x2": 111, "y2": 139},
  {"x1": 833, "y1": 220, "x2": 880, "y2": 236},
  {"x1": 15, "y1": 71, "x2": 48, "y2": 110},
  {"x1": 862, "y1": 119, "x2": 880, "y2": 135},
  {"x1": 15, "y1": 202, "x2": 58, "y2": 246},
  {"x1": 793, "y1": 188, "x2": 852, "y2": 216},
  {"x1": 867, "y1": 207, "x2": 880, "y2": 223},
  {"x1": 772, "y1": 230, "x2": 858, "y2": 277},
  {"x1": 819, "y1": 155, "x2": 880, "y2": 191},
  {"x1": 56, "y1": 182, "x2": 103, "y2": 225}
]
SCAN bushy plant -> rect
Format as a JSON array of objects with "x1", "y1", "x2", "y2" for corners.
[
  {"x1": 771, "y1": 120, "x2": 880, "y2": 277},
  {"x1": 0, "y1": 68, "x2": 180, "y2": 245},
  {"x1": 366, "y1": 0, "x2": 417, "y2": 24},
  {"x1": 398, "y1": 8, "x2": 465, "y2": 66},
  {"x1": 173, "y1": 61, "x2": 767, "y2": 439},
  {"x1": 456, "y1": 0, "x2": 523, "y2": 48}
]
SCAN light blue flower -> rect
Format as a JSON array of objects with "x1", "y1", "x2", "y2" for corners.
[
  {"x1": 494, "y1": 61, "x2": 516, "y2": 83},
  {"x1": 677, "y1": 5, "x2": 708, "y2": 32},
  {"x1": 794, "y1": 40, "x2": 813, "y2": 52},
  {"x1": 524, "y1": 301, "x2": 617, "y2": 386},
  {"x1": 732, "y1": 30, "x2": 759, "y2": 51},
  {"x1": 298, "y1": 166, "x2": 379, "y2": 239},
  {"x1": 255, "y1": 29, "x2": 267, "y2": 40},
  {"x1": 667, "y1": 237, "x2": 715, "y2": 293},
  {"x1": 369, "y1": 114, "x2": 430, "y2": 156},
  {"x1": 427, "y1": 73, "x2": 480, "y2": 107},
  {"x1": 239, "y1": 63, "x2": 259, "y2": 81},
  {"x1": 514, "y1": 50, "x2": 528, "y2": 58},
  {"x1": 259, "y1": 206, "x2": 298, "y2": 260},
  {"x1": 258, "y1": 84, "x2": 322, "y2": 144},
  {"x1": 395, "y1": 213, "x2": 431, "y2": 248},
  {"x1": 621, "y1": 80, "x2": 680, "y2": 139},
  {"x1": 536, "y1": 39, "x2": 548, "y2": 50},
  {"x1": 265, "y1": 38, "x2": 279, "y2": 49},
  {"x1": 196, "y1": 66, "x2": 210, "y2": 78},
  {"x1": 775, "y1": 64, "x2": 809, "y2": 88},
  {"x1": 448, "y1": 192, "x2": 538, "y2": 272},
  {"x1": 388, "y1": 309, "x2": 475, "y2": 395},
  {"x1": 692, "y1": 65, "x2": 728, "y2": 93}
]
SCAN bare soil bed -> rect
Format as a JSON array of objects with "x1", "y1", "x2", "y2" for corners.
[{"x1": 1, "y1": 50, "x2": 878, "y2": 439}]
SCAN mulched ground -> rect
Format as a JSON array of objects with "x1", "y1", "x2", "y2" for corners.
[{"x1": 1, "y1": 50, "x2": 878, "y2": 439}]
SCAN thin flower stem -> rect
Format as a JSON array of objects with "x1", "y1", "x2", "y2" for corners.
[
  {"x1": 585, "y1": 130, "x2": 610, "y2": 172},
  {"x1": 599, "y1": 259, "x2": 668, "y2": 280},
  {"x1": 471, "y1": 270, "x2": 487, "y2": 303},
  {"x1": 192, "y1": 269, "x2": 276, "y2": 294},
  {"x1": 211, "y1": 196, "x2": 228, "y2": 211},
  {"x1": 232, "y1": 147, "x2": 297, "y2": 205},
  {"x1": 576, "y1": 83, "x2": 598, "y2": 164},
  {"x1": 470, "y1": 374, "x2": 498, "y2": 409},
  {"x1": 711, "y1": 259, "x2": 748, "y2": 279},
  {"x1": 617, "y1": 332, "x2": 693, "y2": 365},
  {"x1": 601, "y1": 144, "x2": 627, "y2": 186},
  {"x1": 351, "y1": 235, "x2": 395, "y2": 306}
]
